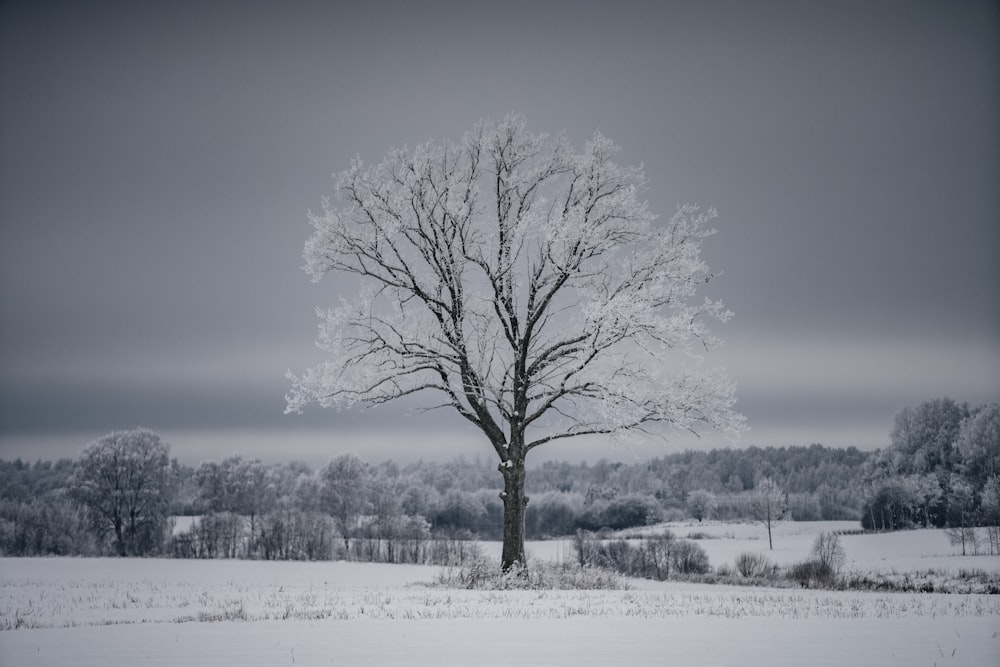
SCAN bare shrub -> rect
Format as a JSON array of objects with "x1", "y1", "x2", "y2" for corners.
[
  {"x1": 672, "y1": 539, "x2": 710, "y2": 574},
  {"x1": 572, "y1": 531, "x2": 709, "y2": 580},
  {"x1": 685, "y1": 531, "x2": 714, "y2": 540},
  {"x1": 810, "y1": 531, "x2": 846, "y2": 577},
  {"x1": 735, "y1": 551, "x2": 776, "y2": 579},
  {"x1": 839, "y1": 569, "x2": 1000, "y2": 594},
  {"x1": 788, "y1": 559, "x2": 830, "y2": 588}
]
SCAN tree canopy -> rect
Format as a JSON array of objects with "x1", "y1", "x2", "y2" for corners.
[{"x1": 287, "y1": 114, "x2": 745, "y2": 569}]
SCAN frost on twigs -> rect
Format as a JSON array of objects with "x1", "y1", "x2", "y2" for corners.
[{"x1": 286, "y1": 113, "x2": 745, "y2": 451}]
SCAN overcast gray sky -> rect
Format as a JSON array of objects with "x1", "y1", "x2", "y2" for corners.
[{"x1": 1, "y1": 0, "x2": 998, "y2": 466}]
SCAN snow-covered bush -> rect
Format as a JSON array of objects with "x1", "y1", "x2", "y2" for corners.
[
  {"x1": 671, "y1": 539, "x2": 711, "y2": 574},
  {"x1": 572, "y1": 531, "x2": 710, "y2": 580},
  {"x1": 735, "y1": 551, "x2": 778, "y2": 579},
  {"x1": 788, "y1": 559, "x2": 831, "y2": 588}
]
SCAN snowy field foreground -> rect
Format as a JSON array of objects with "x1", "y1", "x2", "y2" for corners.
[{"x1": 2, "y1": 555, "x2": 1000, "y2": 666}]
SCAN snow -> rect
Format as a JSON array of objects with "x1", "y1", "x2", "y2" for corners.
[
  {"x1": 481, "y1": 521, "x2": 1000, "y2": 575},
  {"x1": 4, "y1": 616, "x2": 999, "y2": 667},
  {"x1": 2, "y1": 524, "x2": 999, "y2": 666}
]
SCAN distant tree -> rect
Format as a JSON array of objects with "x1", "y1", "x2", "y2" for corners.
[
  {"x1": 291, "y1": 470, "x2": 324, "y2": 514},
  {"x1": 862, "y1": 480, "x2": 917, "y2": 531},
  {"x1": 640, "y1": 532, "x2": 676, "y2": 579},
  {"x1": 945, "y1": 475, "x2": 978, "y2": 555},
  {"x1": 902, "y1": 474, "x2": 942, "y2": 528},
  {"x1": 526, "y1": 491, "x2": 584, "y2": 538},
  {"x1": 320, "y1": 454, "x2": 371, "y2": 554},
  {"x1": 687, "y1": 489, "x2": 716, "y2": 522},
  {"x1": 70, "y1": 428, "x2": 173, "y2": 556},
  {"x1": 600, "y1": 494, "x2": 661, "y2": 530},
  {"x1": 195, "y1": 456, "x2": 277, "y2": 556},
  {"x1": 751, "y1": 476, "x2": 785, "y2": 550},
  {"x1": 399, "y1": 482, "x2": 435, "y2": 519},
  {"x1": 286, "y1": 114, "x2": 745, "y2": 571},
  {"x1": 400, "y1": 515, "x2": 432, "y2": 563},
  {"x1": 433, "y1": 489, "x2": 488, "y2": 535},
  {"x1": 955, "y1": 403, "x2": 1000, "y2": 490},
  {"x1": 367, "y1": 468, "x2": 405, "y2": 561},
  {"x1": 889, "y1": 398, "x2": 968, "y2": 475},
  {"x1": 980, "y1": 475, "x2": 1000, "y2": 555},
  {"x1": 786, "y1": 492, "x2": 822, "y2": 521},
  {"x1": 0, "y1": 495, "x2": 94, "y2": 556},
  {"x1": 169, "y1": 463, "x2": 201, "y2": 515}
]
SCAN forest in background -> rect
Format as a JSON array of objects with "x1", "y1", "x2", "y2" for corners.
[
  {"x1": 0, "y1": 443, "x2": 866, "y2": 559},
  {"x1": 1, "y1": 398, "x2": 997, "y2": 562}
]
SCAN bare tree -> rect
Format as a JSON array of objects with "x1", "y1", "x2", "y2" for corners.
[
  {"x1": 687, "y1": 489, "x2": 717, "y2": 522},
  {"x1": 320, "y1": 454, "x2": 371, "y2": 555},
  {"x1": 902, "y1": 474, "x2": 941, "y2": 528},
  {"x1": 70, "y1": 428, "x2": 173, "y2": 556},
  {"x1": 287, "y1": 114, "x2": 744, "y2": 571},
  {"x1": 980, "y1": 475, "x2": 1000, "y2": 555},
  {"x1": 810, "y1": 531, "x2": 846, "y2": 579},
  {"x1": 195, "y1": 456, "x2": 276, "y2": 556},
  {"x1": 955, "y1": 402, "x2": 1000, "y2": 489},
  {"x1": 752, "y1": 476, "x2": 785, "y2": 550},
  {"x1": 946, "y1": 475, "x2": 978, "y2": 556}
]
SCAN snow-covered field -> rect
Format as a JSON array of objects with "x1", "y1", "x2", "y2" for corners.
[
  {"x1": 2, "y1": 523, "x2": 999, "y2": 666},
  {"x1": 493, "y1": 520, "x2": 1000, "y2": 576}
]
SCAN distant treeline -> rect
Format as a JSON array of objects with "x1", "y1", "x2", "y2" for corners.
[
  {"x1": 1, "y1": 397, "x2": 996, "y2": 560},
  {"x1": 525, "y1": 443, "x2": 869, "y2": 526},
  {"x1": 1, "y1": 440, "x2": 866, "y2": 559}
]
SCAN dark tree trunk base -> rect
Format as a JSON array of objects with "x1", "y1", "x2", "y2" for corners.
[{"x1": 500, "y1": 458, "x2": 528, "y2": 572}]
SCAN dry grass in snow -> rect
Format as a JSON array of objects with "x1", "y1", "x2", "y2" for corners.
[{"x1": 2, "y1": 557, "x2": 1000, "y2": 666}]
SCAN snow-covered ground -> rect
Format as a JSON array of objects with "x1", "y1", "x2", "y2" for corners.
[
  {"x1": 2, "y1": 524, "x2": 999, "y2": 666},
  {"x1": 4, "y1": 613, "x2": 999, "y2": 667}
]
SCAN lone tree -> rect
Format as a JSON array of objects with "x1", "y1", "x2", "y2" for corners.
[
  {"x1": 286, "y1": 114, "x2": 745, "y2": 571},
  {"x1": 752, "y1": 476, "x2": 786, "y2": 550}
]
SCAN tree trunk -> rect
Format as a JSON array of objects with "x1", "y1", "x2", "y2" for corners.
[
  {"x1": 249, "y1": 512, "x2": 256, "y2": 558},
  {"x1": 114, "y1": 515, "x2": 126, "y2": 557},
  {"x1": 499, "y1": 456, "x2": 528, "y2": 572}
]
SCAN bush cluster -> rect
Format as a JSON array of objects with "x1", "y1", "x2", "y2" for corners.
[
  {"x1": 434, "y1": 558, "x2": 628, "y2": 590},
  {"x1": 735, "y1": 551, "x2": 779, "y2": 579},
  {"x1": 572, "y1": 530, "x2": 710, "y2": 580},
  {"x1": 724, "y1": 532, "x2": 847, "y2": 589}
]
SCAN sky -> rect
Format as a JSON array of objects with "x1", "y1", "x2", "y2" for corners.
[{"x1": 1, "y1": 0, "x2": 998, "y2": 467}]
